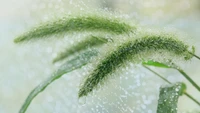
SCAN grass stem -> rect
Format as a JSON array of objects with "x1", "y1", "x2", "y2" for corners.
[
  {"x1": 177, "y1": 69, "x2": 200, "y2": 92},
  {"x1": 184, "y1": 92, "x2": 200, "y2": 106},
  {"x1": 143, "y1": 65, "x2": 171, "y2": 84},
  {"x1": 189, "y1": 52, "x2": 200, "y2": 61},
  {"x1": 143, "y1": 65, "x2": 200, "y2": 107}
]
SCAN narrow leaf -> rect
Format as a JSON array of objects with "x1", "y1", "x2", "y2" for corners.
[
  {"x1": 157, "y1": 82, "x2": 186, "y2": 113},
  {"x1": 19, "y1": 49, "x2": 98, "y2": 113},
  {"x1": 142, "y1": 60, "x2": 171, "y2": 68}
]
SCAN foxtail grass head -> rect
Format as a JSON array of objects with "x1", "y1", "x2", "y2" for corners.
[
  {"x1": 14, "y1": 15, "x2": 134, "y2": 43},
  {"x1": 78, "y1": 34, "x2": 193, "y2": 98},
  {"x1": 13, "y1": 12, "x2": 199, "y2": 113}
]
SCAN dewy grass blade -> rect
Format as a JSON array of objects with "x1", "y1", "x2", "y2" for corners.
[
  {"x1": 157, "y1": 82, "x2": 186, "y2": 113},
  {"x1": 14, "y1": 16, "x2": 134, "y2": 43},
  {"x1": 79, "y1": 35, "x2": 192, "y2": 97},
  {"x1": 53, "y1": 36, "x2": 108, "y2": 63},
  {"x1": 19, "y1": 49, "x2": 98, "y2": 113}
]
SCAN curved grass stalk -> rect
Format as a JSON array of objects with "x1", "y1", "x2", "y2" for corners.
[
  {"x1": 79, "y1": 35, "x2": 192, "y2": 97},
  {"x1": 184, "y1": 92, "x2": 200, "y2": 107},
  {"x1": 14, "y1": 16, "x2": 134, "y2": 43},
  {"x1": 177, "y1": 69, "x2": 200, "y2": 92},
  {"x1": 143, "y1": 65, "x2": 200, "y2": 106},
  {"x1": 53, "y1": 35, "x2": 109, "y2": 63},
  {"x1": 143, "y1": 60, "x2": 200, "y2": 93},
  {"x1": 19, "y1": 50, "x2": 98, "y2": 113}
]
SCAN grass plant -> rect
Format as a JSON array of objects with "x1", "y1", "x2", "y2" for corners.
[{"x1": 14, "y1": 14, "x2": 200, "y2": 113}]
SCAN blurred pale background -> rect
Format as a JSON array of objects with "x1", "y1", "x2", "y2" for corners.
[{"x1": 0, "y1": 0, "x2": 200, "y2": 113}]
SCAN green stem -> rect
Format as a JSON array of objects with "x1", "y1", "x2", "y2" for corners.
[
  {"x1": 143, "y1": 65, "x2": 171, "y2": 84},
  {"x1": 143, "y1": 65, "x2": 200, "y2": 107},
  {"x1": 189, "y1": 52, "x2": 200, "y2": 61},
  {"x1": 177, "y1": 69, "x2": 200, "y2": 92},
  {"x1": 184, "y1": 92, "x2": 200, "y2": 106}
]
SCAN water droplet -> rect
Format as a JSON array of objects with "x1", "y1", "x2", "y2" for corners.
[{"x1": 175, "y1": 88, "x2": 179, "y2": 92}]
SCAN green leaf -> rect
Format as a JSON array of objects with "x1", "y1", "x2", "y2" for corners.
[
  {"x1": 19, "y1": 49, "x2": 98, "y2": 113},
  {"x1": 142, "y1": 60, "x2": 171, "y2": 68},
  {"x1": 157, "y1": 82, "x2": 186, "y2": 113},
  {"x1": 142, "y1": 60, "x2": 181, "y2": 70}
]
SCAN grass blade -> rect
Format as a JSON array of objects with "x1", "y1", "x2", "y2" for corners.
[
  {"x1": 53, "y1": 36, "x2": 108, "y2": 63},
  {"x1": 19, "y1": 49, "x2": 98, "y2": 113},
  {"x1": 157, "y1": 82, "x2": 186, "y2": 113},
  {"x1": 14, "y1": 16, "x2": 134, "y2": 43},
  {"x1": 142, "y1": 60, "x2": 170, "y2": 68}
]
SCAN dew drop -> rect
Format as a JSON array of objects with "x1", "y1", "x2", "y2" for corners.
[{"x1": 175, "y1": 88, "x2": 179, "y2": 92}]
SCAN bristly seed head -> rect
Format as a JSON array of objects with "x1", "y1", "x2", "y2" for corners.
[
  {"x1": 78, "y1": 35, "x2": 192, "y2": 98},
  {"x1": 14, "y1": 15, "x2": 134, "y2": 43}
]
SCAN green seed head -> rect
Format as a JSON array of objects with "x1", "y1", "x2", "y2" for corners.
[
  {"x1": 14, "y1": 15, "x2": 134, "y2": 43},
  {"x1": 79, "y1": 34, "x2": 192, "y2": 98}
]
